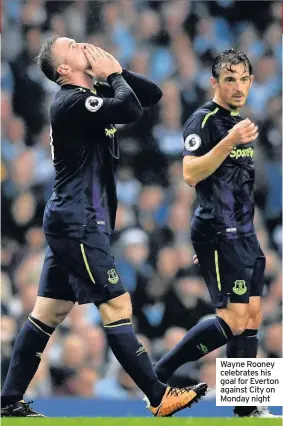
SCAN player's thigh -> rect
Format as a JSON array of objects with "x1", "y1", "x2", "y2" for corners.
[
  {"x1": 46, "y1": 231, "x2": 126, "y2": 306},
  {"x1": 37, "y1": 245, "x2": 76, "y2": 326}
]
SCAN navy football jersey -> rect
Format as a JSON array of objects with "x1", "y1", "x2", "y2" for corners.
[
  {"x1": 183, "y1": 100, "x2": 255, "y2": 236},
  {"x1": 43, "y1": 74, "x2": 143, "y2": 237}
]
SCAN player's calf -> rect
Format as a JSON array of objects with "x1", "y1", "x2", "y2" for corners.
[
  {"x1": 1, "y1": 297, "x2": 74, "y2": 412},
  {"x1": 99, "y1": 293, "x2": 167, "y2": 407},
  {"x1": 226, "y1": 297, "x2": 264, "y2": 417},
  {"x1": 100, "y1": 295, "x2": 209, "y2": 415},
  {"x1": 154, "y1": 316, "x2": 233, "y2": 383},
  {"x1": 1, "y1": 315, "x2": 55, "y2": 410}
]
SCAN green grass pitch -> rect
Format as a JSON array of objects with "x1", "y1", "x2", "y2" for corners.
[{"x1": 1, "y1": 418, "x2": 282, "y2": 426}]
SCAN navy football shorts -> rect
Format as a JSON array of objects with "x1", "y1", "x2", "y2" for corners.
[
  {"x1": 191, "y1": 230, "x2": 266, "y2": 309},
  {"x1": 38, "y1": 229, "x2": 126, "y2": 305}
]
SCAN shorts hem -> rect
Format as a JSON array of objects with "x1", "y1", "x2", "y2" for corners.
[{"x1": 37, "y1": 292, "x2": 76, "y2": 303}]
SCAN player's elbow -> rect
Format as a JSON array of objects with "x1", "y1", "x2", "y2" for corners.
[
  {"x1": 183, "y1": 172, "x2": 197, "y2": 187},
  {"x1": 185, "y1": 177, "x2": 197, "y2": 187},
  {"x1": 126, "y1": 103, "x2": 143, "y2": 122},
  {"x1": 147, "y1": 87, "x2": 163, "y2": 106}
]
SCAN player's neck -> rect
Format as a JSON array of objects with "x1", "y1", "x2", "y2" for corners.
[
  {"x1": 63, "y1": 73, "x2": 94, "y2": 90},
  {"x1": 212, "y1": 96, "x2": 240, "y2": 115}
]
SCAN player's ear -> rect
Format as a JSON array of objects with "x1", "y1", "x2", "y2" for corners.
[
  {"x1": 57, "y1": 64, "x2": 70, "y2": 76},
  {"x1": 210, "y1": 76, "x2": 218, "y2": 90},
  {"x1": 249, "y1": 75, "x2": 254, "y2": 88}
]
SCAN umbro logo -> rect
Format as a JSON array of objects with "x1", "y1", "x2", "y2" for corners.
[
  {"x1": 136, "y1": 345, "x2": 146, "y2": 357},
  {"x1": 197, "y1": 344, "x2": 208, "y2": 354},
  {"x1": 36, "y1": 352, "x2": 42, "y2": 359}
]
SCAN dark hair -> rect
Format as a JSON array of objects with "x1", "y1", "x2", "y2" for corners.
[
  {"x1": 36, "y1": 34, "x2": 60, "y2": 83},
  {"x1": 212, "y1": 49, "x2": 253, "y2": 80}
]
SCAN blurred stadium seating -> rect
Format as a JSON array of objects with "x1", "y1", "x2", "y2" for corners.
[{"x1": 1, "y1": 0, "x2": 282, "y2": 408}]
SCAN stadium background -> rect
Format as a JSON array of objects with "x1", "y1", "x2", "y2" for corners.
[{"x1": 1, "y1": 0, "x2": 282, "y2": 417}]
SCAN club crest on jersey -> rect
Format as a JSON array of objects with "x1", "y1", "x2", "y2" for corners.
[
  {"x1": 85, "y1": 96, "x2": 103, "y2": 112},
  {"x1": 107, "y1": 269, "x2": 119, "y2": 284},
  {"x1": 184, "y1": 134, "x2": 201, "y2": 151},
  {"x1": 233, "y1": 280, "x2": 247, "y2": 296}
]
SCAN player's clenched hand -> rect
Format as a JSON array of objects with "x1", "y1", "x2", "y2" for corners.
[
  {"x1": 83, "y1": 45, "x2": 122, "y2": 80},
  {"x1": 228, "y1": 118, "x2": 259, "y2": 146}
]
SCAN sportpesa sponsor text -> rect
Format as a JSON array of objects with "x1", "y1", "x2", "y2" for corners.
[{"x1": 229, "y1": 146, "x2": 254, "y2": 159}]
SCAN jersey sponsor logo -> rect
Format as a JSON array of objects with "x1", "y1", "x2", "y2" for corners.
[
  {"x1": 107, "y1": 268, "x2": 119, "y2": 284},
  {"x1": 230, "y1": 147, "x2": 254, "y2": 159},
  {"x1": 105, "y1": 127, "x2": 117, "y2": 138},
  {"x1": 184, "y1": 134, "x2": 201, "y2": 151},
  {"x1": 85, "y1": 96, "x2": 103, "y2": 112},
  {"x1": 232, "y1": 280, "x2": 247, "y2": 296}
]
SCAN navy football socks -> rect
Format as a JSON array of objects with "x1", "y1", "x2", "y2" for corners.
[
  {"x1": 1, "y1": 316, "x2": 54, "y2": 408},
  {"x1": 227, "y1": 329, "x2": 259, "y2": 416},
  {"x1": 226, "y1": 328, "x2": 258, "y2": 358},
  {"x1": 104, "y1": 319, "x2": 166, "y2": 407},
  {"x1": 155, "y1": 316, "x2": 233, "y2": 382}
]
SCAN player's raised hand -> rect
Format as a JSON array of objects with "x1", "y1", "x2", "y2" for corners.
[
  {"x1": 83, "y1": 44, "x2": 122, "y2": 80},
  {"x1": 94, "y1": 46, "x2": 123, "y2": 74},
  {"x1": 228, "y1": 118, "x2": 259, "y2": 145}
]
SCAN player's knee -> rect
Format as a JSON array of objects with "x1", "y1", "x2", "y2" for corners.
[
  {"x1": 232, "y1": 323, "x2": 249, "y2": 335},
  {"x1": 99, "y1": 292, "x2": 132, "y2": 324},
  {"x1": 218, "y1": 308, "x2": 250, "y2": 336},
  {"x1": 31, "y1": 297, "x2": 74, "y2": 328},
  {"x1": 51, "y1": 311, "x2": 70, "y2": 327},
  {"x1": 248, "y1": 298, "x2": 262, "y2": 329},
  {"x1": 31, "y1": 310, "x2": 69, "y2": 328},
  {"x1": 248, "y1": 310, "x2": 262, "y2": 329},
  {"x1": 231, "y1": 313, "x2": 250, "y2": 335}
]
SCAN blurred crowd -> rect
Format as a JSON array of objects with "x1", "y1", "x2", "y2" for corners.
[{"x1": 1, "y1": 0, "x2": 282, "y2": 400}]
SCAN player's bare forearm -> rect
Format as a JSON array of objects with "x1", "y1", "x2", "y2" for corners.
[
  {"x1": 122, "y1": 69, "x2": 163, "y2": 107},
  {"x1": 183, "y1": 136, "x2": 234, "y2": 186}
]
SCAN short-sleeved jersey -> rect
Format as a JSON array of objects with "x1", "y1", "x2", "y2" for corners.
[
  {"x1": 183, "y1": 100, "x2": 255, "y2": 237},
  {"x1": 43, "y1": 75, "x2": 141, "y2": 238}
]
